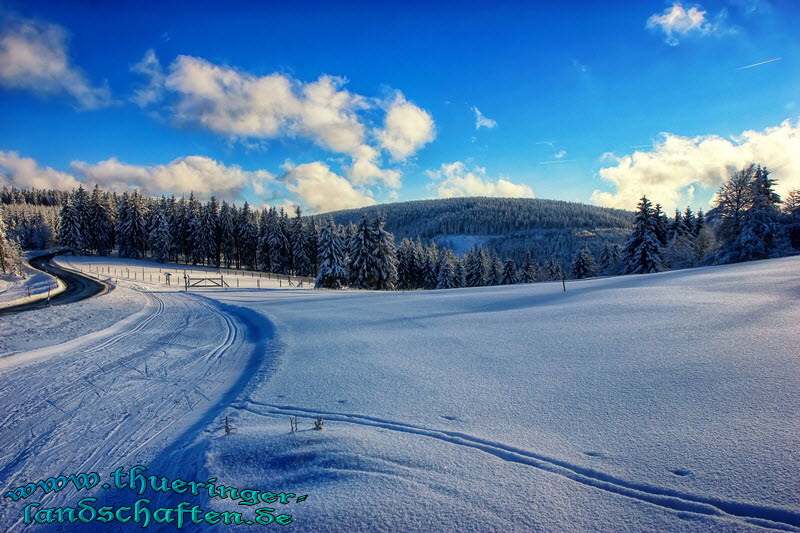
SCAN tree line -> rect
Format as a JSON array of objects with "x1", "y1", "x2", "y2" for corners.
[{"x1": 2, "y1": 162, "x2": 799, "y2": 288}]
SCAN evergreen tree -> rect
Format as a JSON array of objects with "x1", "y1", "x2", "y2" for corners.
[
  {"x1": 348, "y1": 213, "x2": 377, "y2": 289},
  {"x1": 570, "y1": 248, "x2": 596, "y2": 279},
  {"x1": 452, "y1": 258, "x2": 466, "y2": 288},
  {"x1": 268, "y1": 208, "x2": 291, "y2": 274},
  {"x1": 150, "y1": 207, "x2": 172, "y2": 263},
  {"x1": 597, "y1": 242, "x2": 621, "y2": 275},
  {"x1": 0, "y1": 208, "x2": 24, "y2": 276},
  {"x1": 542, "y1": 257, "x2": 563, "y2": 280},
  {"x1": 58, "y1": 198, "x2": 84, "y2": 252},
  {"x1": 306, "y1": 217, "x2": 320, "y2": 276},
  {"x1": 622, "y1": 196, "x2": 663, "y2": 274},
  {"x1": 487, "y1": 256, "x2": 503, "y2": 286},
  {"x1": 519, "y1": 251, "x2": 536, "y2": 283},
  {"x1": 315, "y1": 217, "x2": 348, "y2": 289},
  {"x1": 501, "y1": 259, "x2": 518, "y2": 285},
  {"x1": 436, "y1": 250, "x2": 457, "y2": 289},
  {"x1": 396, "y1": 238, "x2": 417, "y2": 290},
  {"x1": 238, "y1": 202, "x2": 258, "y2": 270},
  {"x1": 372, "y1": 215, "x2": 398, "y2": 290},
  {"x1": 87, "y1": 185, "x2": 113, "y2": 255},
  {"x1": 292, "y1": 207, "x2": 312, "y2": 277},
  {"x1": 219, "y1": 201, "x2": 236, "y2": 268},
  {"x1": 653, "y1": 203, "x2": 668, "y2": 246},
  {"x1": 464, "y1": 248, "x2": 484, "y2": 287}
]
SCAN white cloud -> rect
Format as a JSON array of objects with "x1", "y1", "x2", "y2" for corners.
[
  {"x1": 283, "y1": 161, "x2": 375, "y2": 213},
  {"x1": 133, "y1": 53, "x2": 431, "y2": 188},
  {"x1": 472, "y1": 106, "x2": 497, "y2": 130},
  {"x1": 0, "y1": 150, "x2": 81, "y2": 190},
  {"x1": 427, "y1": 161, "x2": 535, "y2": 199},
  {"x1": 378, "y1": 92, "x2": 436, "y2": 160},
  {"x1": 0, "y1": 14, "x2": 111, "y2": 108},
  {"x1": 130, "y1": 49, "x2": 164, "y2": 107},
  {"x1": 346, "y1": 145, "x2": 402, "y2": 188},
  {"x1": 591, "y1": 119, "x2": 800, "y2": 210},
  {"x1": 554, "y1": 149, "x2": 567, "y2": 159},
  {"x1": 70, "y1": 156, "x2": 272, "y2": 200},
  {"x1": 646, "y1": 3, "x2": 720, "y2": 45}
]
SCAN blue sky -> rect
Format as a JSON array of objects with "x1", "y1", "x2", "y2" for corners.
[{"x1": 0, "y1": 0, "x2": 798, "y2": 213}]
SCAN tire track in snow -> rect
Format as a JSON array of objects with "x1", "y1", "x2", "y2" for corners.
[
  {"x1": 239, "y1": 400, "x2": 800, "y2": 532},
  {"x1": 0, "y1": 291, "x2": 265, "y2": 530}
]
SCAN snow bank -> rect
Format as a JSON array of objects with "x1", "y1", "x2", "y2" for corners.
[{"x1": 0, "y1": 252, "x2": 64, "y2": 309}]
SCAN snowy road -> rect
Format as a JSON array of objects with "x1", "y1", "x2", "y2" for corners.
[{"x1": 0, "y1": 289, "x2": 273, "y2": 530}]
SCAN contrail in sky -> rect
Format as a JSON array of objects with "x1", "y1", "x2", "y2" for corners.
[{"x1": 738, "y1": 57, "x2": 781, "y2": 70}]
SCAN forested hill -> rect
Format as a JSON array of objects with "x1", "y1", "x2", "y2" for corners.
[
  {"x1": 324, "y1": 197, "x2": 635, "y2": 265},
  {"x1": 325, "y1": 197, "x2": 633, "y2": 239}
]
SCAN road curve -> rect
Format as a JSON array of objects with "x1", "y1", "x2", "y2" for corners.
[{"x1": 0, "y1": 253, "x2": 109, "y2": 316}]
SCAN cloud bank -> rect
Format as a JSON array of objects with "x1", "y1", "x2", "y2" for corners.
[
  {"x1": 427, "y1": 162, "x2": 535, "y2": 199},
  {"x1": 591, "y1": 119, "x2": 800, "y2": 211}
]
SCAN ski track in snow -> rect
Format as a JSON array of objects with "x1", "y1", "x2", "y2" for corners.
[
  {"x1": 236, "y1": 399, "x2": 800, "y2": 532},
  {"x1": 0, "y1": 289, "x2": 271, "y2": 530}
]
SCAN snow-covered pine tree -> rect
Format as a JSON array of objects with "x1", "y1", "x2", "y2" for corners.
[
  {"x1": 653, "y1": 203, "x2": 668, "y2": 246},
  {"x1": 501, "y1": 259, "x2": 518, "y2": 285},
  {"x1": 191, "y1": 203, "x2": 212, "y2": 266},
  {"x1": 315, "y1": 217, "x2": 347, "y2": 289},
  {"x1": 306, "y1": 217, "x2": 320, "y2": 277},
  {"x1": 412, "y1": 238, "x2": 426, "y2": 288},
  {"x1": 348, "y1": 213, "x2": 377, "y2": 289},
  {"x1": 464, "y1": 248, "x2": 484, "y2": 287},
  {"x1": 452, "y1": 257, "x2": 466, "y2": 288},
  {"x1": 88, "y1": 185, "x2": 113, "y2": 255},
  {"x1": 219, "y1": 201, "x2": 236, "y2": 268},
  {"x1": 733, "y1": 166, "x2": 782, "y2": 261},
  {"x1": 238, "y1": 202, "x2": 258, "y2": 270},
  {"x1": 423, "y1": 243, "x2": 439, "y2": 290},
  {"x1": 622, "y1": 195, "x2": 663, "y2": 274},
  {"x1": 73, "y1": 185, "x2": 90, "y2": 250},
  {"x1": 542, "y1": 257, "x2": 563, "y2": 280},
  {"x1": 59, "y1": 197, "x2": 84, "y2": 252},
  {"x1": 0, "y1": 208, "x2": 25, "y2": 276},
  {"x1": 487, "y1": 256, "x2": 503, "y2": 286},
  {"x1": 570, "y1": 248, "x2": 596, "y2": 279},
  {"x1": 150, "y1": 206, "x2": 172, "y2": 263},
  {"x1": 597, "y1": 242, "x2": 621, "y2": 275},
  {"x1": 694, "y1": 210, "x2": 705, "y2": 237},
  {"x1": 207, "y1": 197, "x2": 221, "y2": 267},
  {"x1": 292, "y1": 207, "x2": 312, "y2": 277},
  {"x1": 116, "y1": 191, "x2": 148, "y2": 259},
  {"x1": 435, "y1": 249, "x2": 457, "y2": 289},
  {"x1": 667, "y1": 209, "x2": 685, "y2": 241},
  {"x1": 519, "y1": 251, "x2": 536, "y2": 283},
  {"x1": 174, "y1": 196, "x2": 193, "y2": 263},
  {"x1": 268, "y1": 208, "x2": 291, "y2": 274},
  {"x1": 372, "y1": 215, "x2": 398, "y2": 290},
  {"x1": 396, "y1": 238, "x2": 416, "y2": 290}
]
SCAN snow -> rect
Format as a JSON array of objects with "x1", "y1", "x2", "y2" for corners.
[
  {"x1": 1, "y1": 256, "x2": 799, "y2": 531},
  {"x1": 52, "y1": 255, "x2": 315, "y2": 292},
  {"x1": 0, "y1": 253, "x2": 63, "y2": 309}
]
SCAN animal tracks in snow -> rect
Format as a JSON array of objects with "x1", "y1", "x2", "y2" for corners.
[{"x1": 237, "y1": 400, "x2": 800, "y2": 532}]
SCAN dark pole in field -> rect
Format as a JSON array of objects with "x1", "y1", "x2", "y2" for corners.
[{"x1": 561, "y1": 275, "x2": 566, "y2": 292}]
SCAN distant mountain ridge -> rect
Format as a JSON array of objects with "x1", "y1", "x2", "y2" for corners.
[
  {"x1": 325, "y1": 197, "x2": 633, "y2": 237},
  {"x1": 324, "y1": 197, "x2": 634, "y2": 265}
]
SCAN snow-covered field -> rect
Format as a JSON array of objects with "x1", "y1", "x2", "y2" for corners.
[{"x1": 0, "y1": 256, "x2": 798, "y2": 531}]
